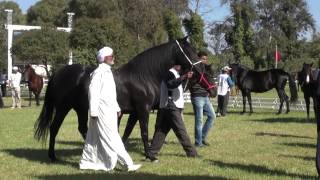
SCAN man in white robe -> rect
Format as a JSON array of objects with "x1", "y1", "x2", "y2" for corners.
[{"x1": 79, "y1": 46, "x2": 141, "y2": 172}]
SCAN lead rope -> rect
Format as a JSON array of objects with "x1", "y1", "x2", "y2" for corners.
[{"x1": 175, "y1": 40, "x2": 203, "y2": 92}]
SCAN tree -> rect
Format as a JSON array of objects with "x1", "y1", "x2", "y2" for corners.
[
  {"x1": 69, "y1": 17, "x2": 136, "y2": 67},
  {"x1": 0, "y1": 1, "x2": 25, "y2": 70},
  {"x1": 163, "y1": 10, "x2": 184, "y2": 41},
  {"x1": 11, "y1": 28, "x2": 69, "y2": 76},
  {"x1": 184, "y1": 13, "x2": 206, "y2": 50},
  {"x1": 26, "y1": 0, "x2": 71, "y2": 27},
  {"x1": 256, "y1": 0, "x2": 314, "y2": 67}
]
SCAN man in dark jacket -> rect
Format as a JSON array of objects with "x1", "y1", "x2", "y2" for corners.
[{"x1": 190, "y1": 51, "x2": 216, "y2": 147}]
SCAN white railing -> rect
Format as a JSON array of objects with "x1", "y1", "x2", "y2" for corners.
[{"x1": 183, "y1": 92, "x2": 313, "y2": 112}]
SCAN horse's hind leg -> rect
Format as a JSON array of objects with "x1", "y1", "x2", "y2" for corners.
[
  {"x1": 122, "y1": 112, "x2": 138, "y2": 143},
  {"x1": 49, "y1": 107, "x2": 70, "y2": 162}
]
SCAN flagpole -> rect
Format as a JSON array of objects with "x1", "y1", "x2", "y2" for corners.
[{"x1": 275, "y1": 44, "x2": 278, "y2": 69}]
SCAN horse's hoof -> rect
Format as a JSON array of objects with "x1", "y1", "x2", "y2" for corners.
[{"x1": 49, "y1": 157, "x2": 57, "y2": 163}]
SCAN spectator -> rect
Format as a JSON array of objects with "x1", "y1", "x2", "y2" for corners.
[
  {"x1": 216, "y1": 66, "x2": 234, "y2": 117},
  {"x1": 8, "y1": 66, "x2": 22, "y2": 109},
  {"x1": 0, "y1": 69, "x2": 7, "y2": 97}
]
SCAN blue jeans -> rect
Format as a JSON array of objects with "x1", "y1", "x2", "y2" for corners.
[{"x1": 191, "y1": 96, "x2": 216, "y2": 146}]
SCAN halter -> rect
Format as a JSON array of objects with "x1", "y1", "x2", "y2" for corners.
[
  {"x1": 199, "y1": 73, "x2": 216, "y2": 90},
  {"x1": 175, "y1": 40, "x2": 215, "y2": 91}
]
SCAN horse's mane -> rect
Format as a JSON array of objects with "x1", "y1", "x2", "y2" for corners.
[{"x1": 115, "y1": 41, "x2": 177, "y2": 82}]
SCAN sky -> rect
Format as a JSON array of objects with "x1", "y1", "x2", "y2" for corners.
[{"x1": 5, "y1": 0, "x2": 320, "y2": 33}]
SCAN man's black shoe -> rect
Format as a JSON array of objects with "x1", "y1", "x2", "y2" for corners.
[
  {"x1": 145, "y1": 156, "x2": 159, "y2": 163},
  {"x1": 202, "y1": 140, "x2": 210, "y2": 146}
]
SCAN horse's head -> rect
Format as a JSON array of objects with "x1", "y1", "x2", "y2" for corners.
[
  {"x1": 23, "y1": 64, "x2": 35, "y2": 82},
  {"x1": 185, "y1": 63, "x2": 217, "y2": 98},
  {"x1": 298, "y1": 62, "x2": 314, "y2": 86},
  {"x1": 175, "y1": 36, "x2": 200, "y2": 70},
  {"x1": 228, "y1": 63, "x2": 240, "y2": 85}
]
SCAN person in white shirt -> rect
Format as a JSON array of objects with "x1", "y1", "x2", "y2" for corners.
[
  {"x1": 216, "y1": 66, "x2": 234, "y2": 117},
  {"x1": 145, "y1": 65, "x2": 197, "y2": 162},
  {"x1": 8, "y1": 66, "x2": 22, "y2": 109},
  {"x1": 79, "y1": 47, "x2": 141, "y2": 172}
]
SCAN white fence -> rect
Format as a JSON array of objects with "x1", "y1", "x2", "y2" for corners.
[
  {"x1": 183, "y1": 92, "x2": 313, "y2": 112},
  {"x1": 6, "y1": 87, "x2": 312, "y2": 112}
]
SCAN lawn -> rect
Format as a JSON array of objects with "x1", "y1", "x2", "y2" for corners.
[{"x1": 0, "y1": 96, "x2": 317, "y2": 179}]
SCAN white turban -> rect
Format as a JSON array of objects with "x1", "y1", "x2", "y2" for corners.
[
  {"x1": 97, "y1": 46, "x2": 113, "y2": 63},
  {"x1": 13, "y1": 66, "x2": 18, "y2": 71}
]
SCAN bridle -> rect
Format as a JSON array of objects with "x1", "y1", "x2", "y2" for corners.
[{"x1": 175, "y1": 40, "x2": 216, "y2": 91}]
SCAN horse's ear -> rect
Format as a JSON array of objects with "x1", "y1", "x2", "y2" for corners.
[{"x1": 181, "y1": 36, "x2": 189, "y2": 43}]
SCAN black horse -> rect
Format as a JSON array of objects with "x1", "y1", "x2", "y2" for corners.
[
  {"x1": 297, "y1": 63, "x2": 319, "y2": 119},
  {"x1": 34, "y1": 37, "x2": 214, "y2": 161},
  {"x1": 121, "y1": 62, "x2": 217, "y2": 142},
  {"x1": 229, "y1": 63, "x2": 298, "y2": 114}
]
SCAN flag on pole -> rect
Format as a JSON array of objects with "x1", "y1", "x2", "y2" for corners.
[{"x1": 275, "y1": 50, "x2": 281, "y2": 62}]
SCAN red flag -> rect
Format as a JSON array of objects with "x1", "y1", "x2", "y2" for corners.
[{"x1": 275, "y1": 51, "x2": 281, "y2": 61}]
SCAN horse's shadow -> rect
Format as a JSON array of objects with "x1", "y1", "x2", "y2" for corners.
[
  {"x1": 2, "y1": 138, "x2": 145, "y2": 167},
  {"x1": 206, "y1": 160, "x2": 316, "y2": 179},
  {"x1": 279, "y1": 154, "x2": 314, "y2": 161},
  {"x1": 36, "y1": 173, "x2": 227, "y2": 180},
  {"x1": 2, "y1": 148, "x2": 81, "y2": 168},
  {"x1": 254, "y1": 132, "x2": 314, "y2": 139},
  {"x1": 279, "y1": 142, "x2": 316, "y2": 149},
  {"x1": 248, "y1": 117, "x2": 315, "y2": 124}
]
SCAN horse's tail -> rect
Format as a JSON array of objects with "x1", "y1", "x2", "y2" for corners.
[
  {"x1": 287, "y1": 73, "x2": 298, "y2": 102},
  {"x1": 34, "y1": 75, "x2": 55, "y2": 142}
]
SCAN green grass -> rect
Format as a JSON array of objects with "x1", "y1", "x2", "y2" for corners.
[{"x1": 0, "y1": 96, "x2": 317, "y2": 179}]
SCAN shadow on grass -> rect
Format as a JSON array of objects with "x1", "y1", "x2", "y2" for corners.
[
  {"x1": 249, "y1": 117, "x2": 314, "y2": 124},
  {"x1": 279, "y1": 154, "x2": 314, "y2": 161},
  {"x1": 36, "y1": 173, "x2": 228, "y2": 180},
  {"x1": 279, "y1": 142, "x2": 316, "y2": 149},
  {"x1": 255, "y1": 132, "x2": 314, "y2": 139},
  {"x1": 2, "y1": 148, "x2": 81, "y2": 168},
  {"x1": 57, "y1": 140, "x2": 84, "y2": 147},
  {"x1": 207, "y1": 160, "x2": 316, "y2": 179}
]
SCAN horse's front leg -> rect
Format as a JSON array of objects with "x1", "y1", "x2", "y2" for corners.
[
  {"x1": 315, "y1": 96, "x2": 320, "y2": 176},
  {"x1": 28, "y1": 88, "x2": 32, "y2": 106},
  {"x1": 305, "y1": 94, "x2": 310, "y2": 119},
  {"x1": 276, "y1": 89, "x2": 284, "y2": 114},
  {"x1": 35, "y1": 93, "x2": 40, "y2": 106},
  {"x1": 247, "y1": 92, "x2": 253, "y2": 115},
  {"x1": 137, "y1": 109, "x2": 150, "y2": 156},
  {"x1": 122, "y1": 112, "x2": 138, "y2": 143},
  {"x1": 241, "y1": 91, "x2": 246, "y2": 114}
]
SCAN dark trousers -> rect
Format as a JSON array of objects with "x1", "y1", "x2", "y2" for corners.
[
  {"x1": 147, "y1": 107, "x2": 197, "y2": 158},
  {"x1": 1, "y1": 84, "x2": 6, "y2": 97},
  {"x1": 217, "y1": 92, "x2": 230, "y2": 116}
]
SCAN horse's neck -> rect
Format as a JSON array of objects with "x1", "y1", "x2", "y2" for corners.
[{"x1": 117, "y1": 46, "x2": 176, "y2": 83}]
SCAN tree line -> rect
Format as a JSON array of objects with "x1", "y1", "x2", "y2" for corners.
[{"x1": 0, "y1": 0, "x2": 319, "y2": 74}]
